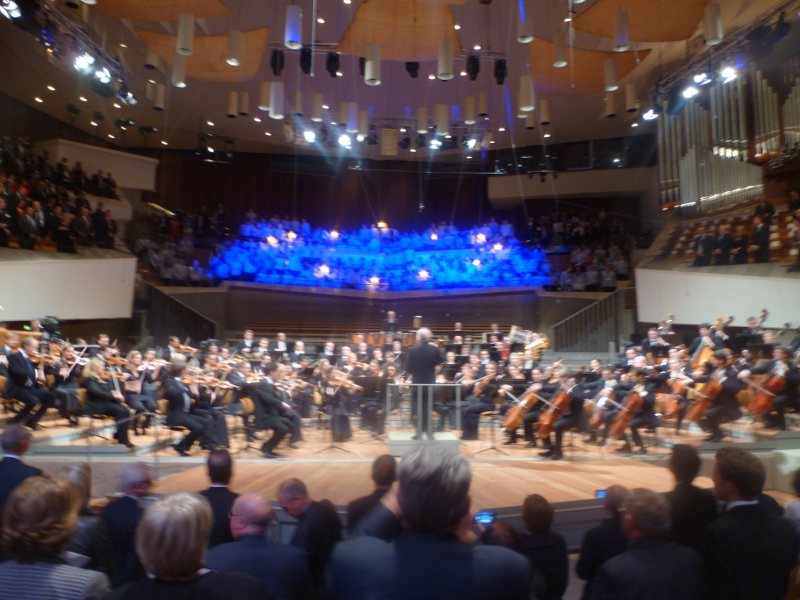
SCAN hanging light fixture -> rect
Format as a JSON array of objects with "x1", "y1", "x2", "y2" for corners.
[
  {"x1": 605, "y1": 92, "x2": 617, "y2": 118},
  {"x1": 171, "y1": 53, "x2": 187, "y2": 88},
  {"x1": 365, "y1": 43, "x2": 381, "y2": 86},
  {"x1": 293, "y1": 91, "x2": 303, "y2": 116},
  {"x1": 269, "y1": 82, "x2": 284, "y2": 119},
  {"x1": 464, "y1": 96, "x2": 476, "y2": 125},
  {"x1": 704, "y1": 2, "x2": 723, "y2": 46},
  {"x1": 258, "y1": 81, "x2": 270, "y2": 111},
  {"x1": 478, "y1": 91, "x2": 489, "y2": 117},
  {"x1": 311, "y1": 93, "x2": 324, "y2": 122},
  {"x1": 604, "y1": 58, "x2": 618, "y2": 91},
  {"x1": 519, "y1": 74, "x2": 535, "y2": 112},
  {"x1": 239, "y1": 92, "x2": 249, "y2": 116},
  {"x1": 525, "y1": 114, "x2": 536, "y2": 130},
  {"x1": 345, "y1": 102, "x2": 358, "y2": 133},
  {"x1": 176, "y1": 13, "x2": 195, "y2": 56},
  {"x1": 613, "y1": 11, "x2": 629, "y2": 52},
  {"x1": 553, "y1": 30, "x2": 567, "y2": 68},
  {"x1": 226, "y1": 91, "x2": 238, "y2": 118},
  {"x1": 153, "y1": 84, "x2": 165, "y2": 111},
  {"x1": 284, "y1": 4, "x2": 302, "y2": 50},
  {"x1": 416, "y1": 106, "x2": 428, "y2": 134},
  {"x1": 625, "y1": 83, "x2": 638, "y2": 112},
  {"x1": 434, "y1": 103, "x2": 449, "y2": 136},
  {"x1": 438, "y1": 38, "x2": 454, "y2": 80},
  {"x1": 144, "y1": 47, "x2": 160, "y2": 70},
  {"x1": 539, "y1": 98, "x2": 551, "y2": 125},
  {"x1": 227, "y1": 30, "x2": 242, "y2": 66},
  {"x1": 517, "y1": 0, "x2": 533, "y2": 43},
  {"x1": 357, "y1": 110, "x2": 369, "y2": 140}
]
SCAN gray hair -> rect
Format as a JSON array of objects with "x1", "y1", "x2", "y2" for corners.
[
  {"x1": 55, "y1": 463, "x2": 92, "y2": 509},
  {"x1": 119, "y1": 462, "x2": 153, "y2": 495},
  {"x1": 416, "y1": 327, "x2": 433, "y2": 342},
  {"x1": 625, "y1": 488, "x2": 671, "y2": 537},
  {"x1": 0, "y1": 424, "x2": 31, "y2": 454},
  {"x1": 398, "y1": 442, "x2": 471, "y2": 533},
  {"x1": 277, "y1": 478, "x2": 308, "y2": 500}
]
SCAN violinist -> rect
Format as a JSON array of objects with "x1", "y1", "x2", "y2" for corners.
[
  {"x1": 48, "y1": 344, "x2": 83, "y2": 427},
  {"x1": 612, "y1": 367, "x2": 668, "y2": 455},
  {"x1": 460, "y1": 362, "x2": 500, "y2": 440},
  {"x1": 227, "y1": 361, "x2": 262, "y2": 443},
  {"x1": 162, "y1": 360, "x2": 210, "y2": 456},
  {"x1": 82, "y1": 357, "x2": 132, "y2": 448},
  {"x1": 4, "y1": 337, "x2": 57, "y2": 430},
  {"x1": 121, "y1": 351, "x2": 159, "y2": 435},
  {"x1": 89, "y1": 333, "x2": 110, "y2": 358},
  {"x1": 738, "y1": 345, "x2": 800, "y2": 430},
  {"x1": 691, "y1": 350, "x2": 743, "y2": 442},
  {"x1": 505, "y1": 367, "x2": 557, "y2": 447},
  {"x1": 0, "y1": 332, "x2": 20, "y2": 378},
  {"x1": 585, "y1": 367, "x2": 623, "y2": 445},
  {"x1": 640, "y1": 328, "x2": 668, "y2": 351},
  {"x1": 252, "y1": 352, "x2": 274, "y2": 376},
  {"x1": 161, "y1": 336, "x2": 183, "y2": 361},
  {"x1": 273, "y1": 364, "x2": 305, "y2": 449},
  {"x1": 539, "y1": 374, "x2": 591, "y2": 461},
  {"x1": 191, "y1": 371, "x2": 230, "y2": 450}
]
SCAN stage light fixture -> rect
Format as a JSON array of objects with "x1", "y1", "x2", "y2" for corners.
[
  {"x1": 303, "y1": 130, "x2": 316, "y2": 143},
  {"x1": 139, "y1": 125, "x2": 158, "y2": 134},
  {"x1": 682, "y1": 86, "x2": 699, "y2": 99},
  {"x1": 74, "y1": 52, "x2": 95, "y2": 74},
  {"x1": 405, "y1": 61, "x2": 419, "y2": 78},
  {"x1": 466, "y1": 55, "x2": 480, "y2": 81},
  {"x1": 694, "y1": 72, "x2": 711, "y2": 85},
  {"x1": 429, "y1": 137, "x2": 442, "y2": 149},
  {"x1": 493, "y1": 59, "x2": 507, "y2": 85},
  {"x1": 721, "y1": 67, "x2": 737, "y2": 83},
  {"x1": 464, "y1": 138, "x2": 477, "y2": 149},
  {"x1": 326, "y1": 52, "x2": 340, "y2": 78},
  {"x1": 359, "y1": 56, "x2": 366, "y2": 77},
  {"x1": 299, "y1": 48, "x2": 312, "y2": 74},
  {"x1": 0, "y1": 1, "x2": 22, "y2": 19},
  {"x1": 338, "y1": 133, "x2": 351, "y2": 147},
  {"x1": 270, "y1": 50, "x2": 285, "y2": 76}
]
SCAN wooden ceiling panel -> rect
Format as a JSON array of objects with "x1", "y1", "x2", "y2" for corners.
[
  {"x1": 573, "y1": 0, "x2": 706, "y2": 43},
  {"x1": 528, "y1": 38, "x2": 650, "y2": 97},
  {"x1": 93, "y1": 0, "x2": 229, "y2": 22},
  {"x1": 337, "y1": 0, "x2": 462, "y2": 62},
  {"x1": 135, "y1": 27, "x2": 269, "y2": 83}
]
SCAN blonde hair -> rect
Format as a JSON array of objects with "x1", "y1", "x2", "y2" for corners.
[
  {"x1": 82, "y1": 357, "x2": 105, "y2": 379},
  {"x1": 136, "y1": 491, "x2": 212, "y2": 580}
]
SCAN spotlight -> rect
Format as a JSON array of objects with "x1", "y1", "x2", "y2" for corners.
[
  {"x1": 338, "y1": 133, "x2": 351, "y2": 147},
  {"x1": 466, "y1": 55, "x2": 480, "y2": 81},
  {"x1": 94, "y1": 67, "x2": 111, "y2": 84},
  {"x1": 721, "y1": 67, "x2": 737, "y2": 83},
  {"x1": 464, "y1": 138, "x2": 477, "y2": 149},
  {"x1": 682, "y1": 86, "x2": 699, "y2": 99},
  {"x1": 303, "y1": 130, "x2": 316, "y2": 143},
  {"x1": 429, "y1": 137, "x2": 442, "y2": 149},
  {"x1": 405, "y1": 61, "x2": 419, "y2": 78},
  {"x1": 493, "y1": 59, "x2": 507, "y2": 85},
  {"x1": 118, "y1": 82, "x2": 137, "y2": 105},
  {"x1": 419, "y1": 270, "x2": 429, "y2": 279},
  {"x1": 299, "y1": 48, "x2": 312, "y2": 74},
  {"x1": 74, "y1": 52, "x2": 95, "y2": 74},
  {"x1": 270, "y1": 50, "x2": 285, "y2": 76},
  {"x1": 326, "y1": 52, "x2": 340, "y2": 78},
  {"x1": 693, "y1": 72, "x2": 711, "y2": 85},
  {"x1": 0, "y1": 1, "x2": 22, "y2": 19}
]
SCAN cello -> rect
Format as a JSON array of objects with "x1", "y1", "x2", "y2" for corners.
[
  {"x1": 746, "y1": 373, "x2": 786, "y2": 417},
  {"x1": 608, "y1": 385, "x2": 645, "y2": 439},
  {"x1": 503, "y1": 383, "x2": 544, "y2": 431},
  {"x1": 684, "y1": 357, "x2": 733, "y2": 424},
  {"x1": 535, "y1": 370, "x2": 584, "y2": 439}
]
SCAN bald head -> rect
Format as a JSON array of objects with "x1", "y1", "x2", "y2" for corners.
[
  {"x1": 417, "y1": 327, "x2": 433, "y2": 342},
  {"x1": 230, "y1": 493, "x2": 273, "y2": 538}
]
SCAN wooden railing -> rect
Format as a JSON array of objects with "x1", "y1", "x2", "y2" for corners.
[{"x1": 549, "y1": 288, "x2": 636, "y2": 353}]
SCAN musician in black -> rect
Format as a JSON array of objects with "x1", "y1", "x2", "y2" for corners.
[
  {"x1": 749, "y1": 215, "x2": 770, "y2": 263},
  {"x1": 4, "y1": 337, "x2": 56, "y2": 429},
  {"x1": 613, "y1": 367, "x2": 668, "y2": 455},
  {"x1": 730, "y1": 225, "x2": 749, "y2": 264},
  {"x1": 47, "y1": 344, "x2": 83, "y2": 427},
  {"x1": 120, "y1": 351, "x2": 160, "y2": 435},
  {"x1": 712, "y1": 223, "x2": 733, "y2": 266},
  {"x1": 691, "y1": 350, "x2": 743, "y2": 443},
  {"x1": 504, "y1": 367, "x2": 557, "y2": 446},
  {"x1": 460, "y1": 363, "x2": 501, "y2": 441},
  {"x1": 163, "y1": 361, "x2": 211, "y2": 455},
  {"x1": 252, "y1": 362, "x2": 291, "y2": 458},
  {"x1": 693, "y1": 226, "x2": 714, "y2": 267},
  {"x1": 738, "y1": 346, "x2": 800, "y2": 430},
  {"x1": 82, "y1": 357, "x2": 133, "y2": 448},
  {"x1": 539, "y1": 374, "x2": 591, "y2": 461},
  {"x1": 686, "y1": 323, "x2": 725, "y2": 356}
]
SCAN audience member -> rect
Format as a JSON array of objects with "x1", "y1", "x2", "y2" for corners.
[
  {"x1": 347, "y1": 454, "x2": 397, "y2": 531},
  {"x1": 0, "y1": 475, "x2": 109, "y2": 599},
  {"x1": 704, "y1": 447, "x2": 799, "y2": 600},
  {"x1": 101, "y1": 462, "x2": 152, "y2": 587},
  {"x1": 104, "y1": 491, "x2": 267, "y2": 600},
  {"x1": 325, "y1": 442, "x2": 531, "y2": 600},
  {"x1": 575, "y1": 485, "x2": 629, "y2": 600},
  {"x1": 278, "y1": 478, "x2": 342, "y2": 588},
  {"x1": 665, "y1": 444, "x2": 718, "y2": 549},
  {"x1": 518, "y1": 493, "x2": 569, "y2": 600},
  {"x1": 588, "y1": 488, "x2": 706, "y2": 600},
  {"x1": 0, "y1": 424, "x2": 41, "y2": 525},
  {"x1": 206, "y1": 493, "x2": 309, "y2": 600},
  {"x1": 199, "y1": 449, "x2": 239, "y2": 549},
  {"x1": 786, "y1": 469, "x2": 800, "y2": 546}
]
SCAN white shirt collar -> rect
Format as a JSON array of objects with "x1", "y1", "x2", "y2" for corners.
[
  {"x1": 3, "y1": 454, "x2": 21, "y2": 460},
  {"x1": 726, "y1": 499, "x2": 760, "y2": 511}
]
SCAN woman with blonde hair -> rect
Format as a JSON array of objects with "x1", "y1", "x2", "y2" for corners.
[
  {"x1": 105, "y1": 491, "x2": 266, "y2": 599},
  {"x1": 82, "y1": 357, "x2": 133, "y2": 448},
  {"x1": 0, "y1": 475, "x2": 109, "y2": 599}
]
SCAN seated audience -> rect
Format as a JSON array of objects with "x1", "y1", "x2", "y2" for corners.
[
  {"x1": 786, "y1": 469, "x2": 800, "y2": 546},
  {"x1": 518, "y1": 493, "x2": 569, "y2": 600},
  {"x1": 347, "y1": 454, "x2": 397, "y2": 532},
  {"x1": 665, "y1": 444, "x2": 718, "y2": 549},
  {"x1": 104, "y1": 491, "x2": 267, "y2": 600},
  {"x1": 0, "y1": 425, "x2": 41, "y2": 523},
  {"x1": 0, "y1": 475, "x2": 109, "y2": 599},
  {"x1": 199, "y1": 449, "x2": 239, "y2": 549},
  {"x1": 206, "y1": 493, "x2": 309, "y2": 600}
]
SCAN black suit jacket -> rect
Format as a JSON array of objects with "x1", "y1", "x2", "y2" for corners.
[
  {"x1": 751, "y1": 360, "x2": 800, "y2": 399},
  {"x1": 101, "y1": 495, "x2": 145, "y2": 586},
  {"x1": 703, "y1": 503, "x2": 799, "y2": 600},
  {"x1": 576, "y1": 516, "x2": 628, "y2": 599},
  {"x1": 347, "y1": 488, "x2": 389, "y2": 532},
  {"x1": 291, "y1": 499, "x2": 342, "y2": 584},
  {"x1": 252, "y1": 379, "x2": 287, "y2": 429},
  {"x1": 200, "y1": 486, "x2": 239, "y2": 548},
  {"x1": 326, "y1": 529, "x2": 531, "y2": 600},
  {"x1": 519, "y1": 529, "x2": 569, "y2": 600},
  {"x1": 206, "y1": 534, "x2": 309, "y2": 600},
  {"x1": 406, "y1": 342, "x2": 442, "y2": 385},
  {"x1": 588, "y1": 538, "x2": 706, "y2": 600},
  {"x1": 4, "y1": 350, "x2": 40, "y2": 398},
  {"x1": 666, "y1": 483, "x2": 718, "y2": 549},
  {"x1": 751, "y1": 224, "x2": 770, "y2": 261},
  {"x1": 0, "y1": 457, "x2": 41, "y2": 525},
  {"x1": 162, "y1": 377, "x2": 195, "y2": 423}
]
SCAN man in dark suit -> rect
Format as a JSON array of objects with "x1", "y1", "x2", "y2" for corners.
[
  {"x1": 685, "y1": 323, "x2": 724, "y2": 356},
  {"x1": 347, "y1": 454, "x2": 396, "y2": 531},
  {"x1": 589, "y1": 489, "x2": 706, "y2": 600},
  {"x1": 269, "y1": 332, "x2": 290, "y2": 353},
  {"x1": 739, "y1": 345, "x2": 800, "y2": 430},
  {"x1": 234, "y1": 329, "x2": 256, "y2": 356},
  {"x1": 199, "y1": 449, "x2": 239, "y2": 549},
  {"x1": 693, "y1": 226, "x2": 714, "y2": 266},
  {"x1": 704, "y1": 447, "x2": 799, "y2": 600},
  {"x1": 162, "y1": 361, "x2": 210, "y2": 456},
  {"x1": 278, "y1": 478, "x2": 342, "y2": 589},
  {"x1": 207, "y1": 493, "x2": 308, "y2": 600},
  {"x1": 4, "y1": 336, "x2": 56, "y2": 429},
  {"x1": 0, "y1": 197, "x2": 12, "y2": 247},
  {"x1": 16, "y1": 205, "x2": 39, "y2": 249},
  {"x1": 749, "y1": 215, "x2": 770, "y2": 263},
  {"x1": 405, "y1": 327, "x2": 442, "y2": 438},
  {"x1": 253, "y1": 362, "x2": 290, "y2": 458},
  {"x1": 326, "y1": 442, "x2": 531, "y2": 600},
  {"x1": 576, "y1": 485, "x2": 629, "y2": 600},
  {"x1": 101, "y1": 462, "x2": 152, "y2": 587},
  {"x1": 665, "y1": 444, "x2": 718, "y2": 549},
  {"x1": 712, "y1": 224, "x2": 733, "y2": 266},
  {"x1": 0, "y1": 425, "x2": 41, "y2": 524},
  {"x1": 382, "y1": 311, "x2": 400, "y2": 334}
]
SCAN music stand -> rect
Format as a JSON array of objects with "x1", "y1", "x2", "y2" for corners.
[{"x1": 358, "y1": 376, "x2": 389, "y2": 444}]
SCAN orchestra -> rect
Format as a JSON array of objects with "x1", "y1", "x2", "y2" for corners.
[{"x1": 0, "y1": 314, "x2": 799, "y2": 459}]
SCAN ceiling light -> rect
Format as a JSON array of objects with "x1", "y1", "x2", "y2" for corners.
[
  {"x1": 338, "y1": 134, "x2": 351, "y2": 147},
  {"x1": 113, "y1": 103, "x2": 121, "y2": 108},
  {"x1": 47, "y1": 85, "x2": 55, "y2": 91},
  {"x1": 490, "y1": 140, "x2": 495, "y2": 144},
  {"x1": 410, "y1": 148, "x2": 416, "y2": 152},
  {"x1": 498, "y1": 127, "x2": 505, "y2": 132},
  {"x1": 682, "y1": 86, "x2": 699, "y2": 98},
  {"x1": 34, "y1": 97, "x2": 42, "y2": 103},
  {"x1": 460, "y1": 71, "x2": 467, "y2": 76},
  {"x1": 343, "y1": 0, "x2": 351, "y2": 4},
  {"x1": 428, "y1": 74, "x2": 435, "y2": 80},
  {"x1": 0, "y1": 1, "x2": 22, "y2": 19},
  {"x1": 304, "y1": 130, "x2": 316, "y2": 143},
  {"x1": 285, "y1": 5, "x2": 302, "y2": 49},
  {"x1": 119, "y1": 44, "x2": 127, "y2": 48},
  {"x1": 161, "y1": 140, "x2": 168, "y2": 145},
  {"x1": 336, "y1": 71, "x2": 343, "y2": 77},
  {"x1": 454, "y1": 24, "x2": 461, "y2": 30},
  {"x1": 466, "y1": 138, "x2": 477, "y2": 149},
  {"x1": 227, "y1": 30, "x2": 242, "y2": 66},
  {"x1": 632, "y1": 122, "x2": 639, "y2": 127},
  {"x1": 564, "y1": 17, "x2": 572, "y2": 22},
  {"x1": 79, "y1": 96, "x2": 87, "y2": 102},
  {"x1": 317, "y1": 17, "x2": 325, "y2": 24},
  {"x1": 430, "y1": 138, "x2": 442, "y2": 149},
  {"x1": 74, "y1": 52, "x2": 95, "y2": 73},
  {"x1": 694, "y1": 72, "x2": 711, "y2": 85},
  {"x1": 474, "y1": 45, "x2": 481, "y2": 50},
  {"x1": 108, "y1": 134, "x2": 114, "y2": 138},
  {"x1": 642, "y1": 109, "x2": 658, "y2": 120},
  {"x1": 543, "y1": 133, "x2": 551, "y2": 138},
  {"x1": 322, "y1": 104, "x2": 329, "y2": 109},
  {"x1": 207, "y1": 121, "x2": 214, "y2": 126},
  {"x1": 254, "y1": 117, "x2": 261, "y2": 122},
  {"x1": 265, "y1": 131, "x2": 272, "y2": 136},
  {"x1": 400, "y1": 127, "x2": 407, "y2": 133},
  {"x1": 721, "y1": 67, "x2": 737, "y2": 83},
  {"x1": 90, "y1": 121, "x2": 97, "y2": 126}
]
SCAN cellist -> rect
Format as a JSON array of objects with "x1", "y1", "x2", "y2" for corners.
[
  {"x1": 503, "y1": 367, "x2": 557, "y2": 447},
  {"x1": 738, "y1": 345, "x2": 800, "y2": 430},
  {"x1": 691, "y1": 350, "x2": 743, "y2": 442},
  {"x1": 538, "y1": 373, "x2": 592, "y2": 461},
  {"x1": 460, "y1": 362, "x2": 500, "y2": 440},
  {"x1": 611, "y1": 367, "x2": 668, "y2": 455}
]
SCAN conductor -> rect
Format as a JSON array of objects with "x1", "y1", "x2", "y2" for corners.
[{"x1": 405, "y1": 327, "x2": 442, "y2": 438}]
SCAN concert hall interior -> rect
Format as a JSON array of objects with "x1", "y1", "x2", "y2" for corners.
[{"x1": 4, "y1": 0, "x2": 800, "y2": 599}]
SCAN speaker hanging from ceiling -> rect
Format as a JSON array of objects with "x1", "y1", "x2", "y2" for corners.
[{"x1": 271, "y1": 50, "x2": 285, "y2": 76}]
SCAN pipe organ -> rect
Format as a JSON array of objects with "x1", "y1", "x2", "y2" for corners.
[
  {"x1": 783, "y1": 77, "x2": 800, "y2": 147},
  {"x1": 753, "y1": 70, "x2": 781, "y2": 154}
]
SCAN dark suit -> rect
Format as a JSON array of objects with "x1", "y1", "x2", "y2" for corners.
[
  {"x1": 4, "y1": 350, "x2": 56, "y2": 426},
  {"x1": 347, "y1": 488, "x2": 389, "y2": 531},
  {"x1": 519, "y1": 529, "x2": 569, "y2": 600},
  {"x1": 406, "y1": 341, "x2": 442, "y2": 433},
  {"x1": 588, "y1": 538, "x2": 706, "y2": 600},
  {"x1": 199, "y1": 486, "x2": 239, "y2": 548},
  {"x1": 694, "y1": 233, "x2": 714, "y2": 266},
  {"x1": 576, "y1": 516, "x2": 628, "y2": 600},
  {"x1": 15, "y1": 213, "x2": 38, "y2": 249},
  {"x1": 665, "y1": 483, "x2": 718, "y2": 549},
  {"x1": 291, "y1": 499, "x2": 342, "y2": 586},
  {"x1": 83, "y1": 376, "x2": 131, "y2": 445},
  {"x1": 704, "y1": 503, "x2": 799, "y2": 600},
  {"x1": 730, "y1": 234, "x2": 748, "y2": 264},
  {"x1": 162, "y1": 377, "x2": 209, "y2": 451},
  {"x1": 713, "y1": 232, "x2": 732, "y2": 265},
  {"x1": 326, "y1": 529, "x2": 531, "y2": 600},
  {"x1": 252, "y1": 378, "x2": 290, "y2": 453},
  {"x1": 103, "y1": 571, "x2": 266, "y2": 600},
  {"x1": 206, "y1": 534, "x2": 309, "y2": 600},
  {"x1": 751, "y1": 223, "x2": 770, "y2": 263},
  {"x1": 101, "y1": 495, "x2": 144, "y2": 586},
  {"x1": 0, "y1": 456, "x2": 41, "y2": 526}
]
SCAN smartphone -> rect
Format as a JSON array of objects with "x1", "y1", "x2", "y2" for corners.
[
  {"x1": 595, "y1": 490, "x2": 607, "y2": 499},
  {"x1": 474, "y1": 510, "x2": 497, "y2": 525}
]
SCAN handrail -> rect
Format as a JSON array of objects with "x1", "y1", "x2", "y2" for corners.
[
  {"x1": 549, "y1": 288, "x2": 635, "y2": 353},
  {"x1": 143, "y1": 282, "x2": 217, "y2": 347}
]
